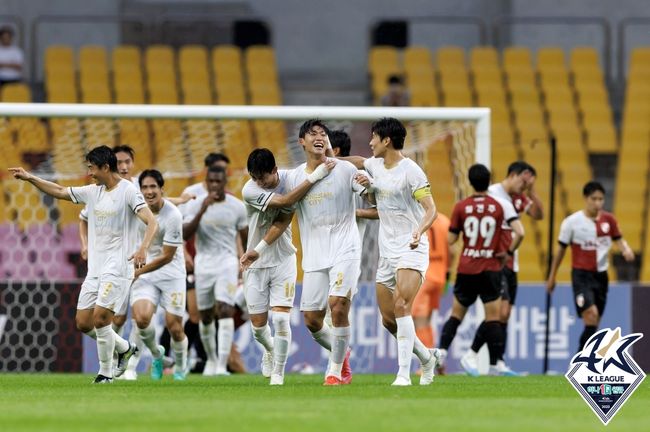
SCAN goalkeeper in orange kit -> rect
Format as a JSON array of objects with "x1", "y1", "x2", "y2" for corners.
[{"x1": 412, "y1": 213, "x2": 452, "y2": 373}]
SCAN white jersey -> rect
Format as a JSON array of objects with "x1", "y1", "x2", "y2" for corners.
[
  {"x1": 68, "y1": 179, "x2": 146, "y2": 279},
  {"x1": 241, "y1": 170, "x2": 296, "y2": 269},
  {"x1": 488, "y1": 183, "x2": 522, "y2": 272},
  {"x1": 363, "y1": 157, "x2": 430, "y2": 259},
  {"x1": 182, "y1": 193, "x2": 248, "y2": 273},
  {"x1": 286, "y1": 160, "x2": 362, "y2": 272},
  {"x1": 139, "y1": 199, "x2": 186, "y2": 281},
  {"x1": 0, "y1": 46, "x2": 23, "y2": 81},
  {"x1": 80, "y1": 176, "x2": 139, "y2": 222}
]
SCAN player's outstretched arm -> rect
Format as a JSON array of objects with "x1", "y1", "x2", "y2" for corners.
[
  {"x1": 135, "y1": 245, "x2": 177, "y2": 279},
  {"x1": 338, "y1": 155, "x2": 366, "y2": 170},
  {"x1": 167, "y1": 192, "x2": 196, "y2": 206},
  {"x1": 356, "y1": 207, "x2": 379, "y2": 219},
  {"x1": 353, "y1": 172, "x2": 376, "y2": 205},
  {"x1": 132, "y1": 206, "x2": 158, "y2": 269},
  {"x1": 8, "y1": 167, "x2": 72, "y2": 201},
  {"x1": 240, "y1": 211, "x2": 293, "y2": 271},
  {"x1": 410, "y1": 194, "x2": 437, "y2": 249},
  {"x1": 267, "y1": 160, "x2": 336, "y2": 208},
  {"x1": 545, "y1": 243, "x2": 567, "y2": 294},
  {"x1": 615, "y1": 238, "x2": 635, "y2": 262}
]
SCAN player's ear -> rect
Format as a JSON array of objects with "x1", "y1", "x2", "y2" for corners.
[{"x1": 271, "y1": 166, "x2": 278, "y2": 175}]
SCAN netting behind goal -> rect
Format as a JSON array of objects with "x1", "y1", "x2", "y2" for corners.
[{"x1": 0, "y1": 104, "x2": 488, "y2": 372}]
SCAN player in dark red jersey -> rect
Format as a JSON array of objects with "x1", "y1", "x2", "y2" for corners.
[
  {"x1": 546, "y1": 181, "x2": 634, "y2": 351},
  {"x1": 437, "y1": 164, "x2": 525, "y2": 375}
]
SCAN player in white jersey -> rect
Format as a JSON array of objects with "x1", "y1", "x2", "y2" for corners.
[
  {"x1": 283, "y1": 119, "x2": 364, "y2": 386},
  {"x1": 9, "y1": 146, "x2": 158, "y2": 383},
  {"x1": 348, "y1": 117, "x2": 440, "y2": 386},
  {"x1": 183, "y1": 165, "x2": 248, "y2": 376},
  {"x1": 239, "y1": 148, "x2": 334, "y2": 385},
  {"x1": 129, "y1": 169, "x2": 189, "y2": 381}
]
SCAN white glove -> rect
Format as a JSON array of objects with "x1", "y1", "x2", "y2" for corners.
[{"x1": 307, "y1": 162, "x2": 330, "y2": 183}]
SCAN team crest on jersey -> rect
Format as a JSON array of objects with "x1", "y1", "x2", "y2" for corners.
[
  {"x1": 601, "y1": 222, "x2": 610, "y2": 234},
  {"x1": 566, "y1": 327, "x2": 645, "y2": 425}
]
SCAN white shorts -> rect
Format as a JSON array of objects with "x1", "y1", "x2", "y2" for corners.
[
  {"x1": 195, "y1": 255, "x2": 240, "y2": 310},
  {"x1": 244, "y1": 255, "x2": 297, "y2": 315},
  {"x1": 376, "y1": 252, "x2": 428, "y2": 291},
  {"x1": 77, "y1": 276, "x2": 131, "y2": 313},
  {"x1": 115, "y1": 282, "x2": 133, "y2": 316},
  {"x1": 130, "y1": 277, "x2": 186, "y2": 317},
  {"x1": 300, "y1": 259, "x2": 361, "y2": 312}
]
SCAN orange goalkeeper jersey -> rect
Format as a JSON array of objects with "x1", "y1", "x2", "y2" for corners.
[{"x1": 425, "y1": 213, "x2": 450, "y2": 284}]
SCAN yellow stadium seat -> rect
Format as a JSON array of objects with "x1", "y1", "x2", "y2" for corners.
[
  {"x1": 503, "y1": 46, "x2": 532, "y2": 67},
  {"x1": 212, "y1": 45, "x2": 242, "y2": 67},
  {"x1": 246, "y1": 45, "x2": 276, "y2": 67},
  {"x1": 570, "y1": 47, "x2": 600, "y2": 70},
  {"x1": 79, "y1": 45, "x2": 107, "y2": 69},
  {"x1": 584, "y1": 124, "x2": 617, "y2": 153},
  {"x1": 113, "y1": 45, "x2": 140, "y2": 67},
  {"x1": 1, "y1": 83, "x2": 31, "y2": 102},
  {"x1": 81, "y1": 84, "x2": 111, "y2": 103},
  {"x1": 470, "y1": 46, "x2": 499, "y2": 68},
  {"x1": 369, "y1": 45, "x2": 400, "y2": 72},
  {"x1": 537, "y1": 47, "x2": 565, "y2": 68},
  {"x1": 403, "y1": 46, "x2": 432, "y2": 71},
  {"x1": 45, "y1": 45, "x2": 74, "y2": 68},
  {"x1": 436, "y1": 46, "x2": 465, "y2": 66}
]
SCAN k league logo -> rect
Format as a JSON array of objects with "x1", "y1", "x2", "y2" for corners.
[{"x1": 565, "y1": 327, "x2": 645, "y2": 425}]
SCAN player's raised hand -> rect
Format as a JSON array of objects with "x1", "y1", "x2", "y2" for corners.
[
  {"x1": 8, "y1": 167, "x2": 31, "y2": 181},
  {"x1": 201, "y1": 191, "x2": 219, "y2": 210},
  {"x1": 240, "y1": 250, "x2": 259, "y2": 272},
  {"x1": 354, "y1": 172, "x2": 371, "y2": 188},
  {"x1": 307, "y1": 160, "x2": 335, "y2": 183},
  {"x1": 409, "y1": 231, "x2": 421, "y2": 249}
]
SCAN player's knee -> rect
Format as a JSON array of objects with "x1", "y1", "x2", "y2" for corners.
[
  {"x1": 112, "y1": 314, "x2": 127, "y2": 327},
  {"x1": 92, "y1": 311, "x2": 111, "y2": 328},
  {"x1": 582, "y1": 308, "x2": 599, "y2": 325},
  {"x1": 393, "y1": 296, "x2": 409, "y2": 316},
  {"x1": 199, "y1": 310, "x2": 213, "y2": 325},
  {"x1": 382, "y1": 318, "x2": 397, "y2": 334},
  {"x1": 75, "y1": 316, "x2": 93, "y2": 333},
  {"x1": 303, "y1": 313, "x2": 322, "y2": 333},
  {"x1": 134, "y1": 314, "x2": 151, "y2": 329},
  {"x1": 168, "y1": 320, "x2": 184, "y2": 341}
]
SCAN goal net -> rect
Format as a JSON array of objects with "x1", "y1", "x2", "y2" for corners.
[{"x1": 0, "y1": 103, "x2": 490, "y2": 372}]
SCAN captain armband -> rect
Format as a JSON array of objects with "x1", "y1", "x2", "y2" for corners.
[{"x1": 413, "y1": 185, "x2": 432, "y2": 201}]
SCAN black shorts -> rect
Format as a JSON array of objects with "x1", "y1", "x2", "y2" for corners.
[
  {"x1": 454, "y1": 271, "x2": 503, "y2": 308},
  {"x1": 572, "y1": 269, "x2": 608, "y2": 316},
  {"x1": 500, "y1": 267, "x2": 518, "y2": 305}
]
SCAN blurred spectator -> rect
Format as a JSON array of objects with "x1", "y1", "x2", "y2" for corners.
[
  {"x1": 0, "y1": 26, "x2": 23, "y2": 86},
  {"x1": 380, "y1": 74, "x2": 409, "y2": 107}
]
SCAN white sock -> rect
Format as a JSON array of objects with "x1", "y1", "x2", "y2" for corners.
[
  {"x1": 252, "y1": 323, "x2": 274, "y2": 353},
  {"x1": 199, "y1": 321, "x2": 218, "y2": 362},
  {"x1": 310, "y1": 321, "x2": 332, "y2": 351},
  {"x1": 84, "y1": 329, "x2": 96, "y2": 339},
  {"x1": 217, "y1": 318, "x2": 235, "y2": 371},
  {"x1": 138, "y1": 321, "x2": 161, "y2": 358},
  {"x1": 126, "y1": 320, "x2": 143, "y2": 372},
  {"x1": 396, "y1": 316, "x2": 416, "y2": 379},
  {"x1": 413, "y1": 335, "x2": 433, "y2": 365},
  {"x1": 112, "y1": 322, "x2": 124, "y2": 336},
  {"x1": 171, "y1": 336, "x2": 188, "y2": 373},
  {"x1": 112, "y1": 328, "x2": 130, "y2": 354},
  {"x1": 96, "y1": 324, "x2": 115, "y2": 377},
  {"x1": 272, "y1": 312, "x2": 291, "y2": 376},
  {"x1": 327, "y1": 326, "x2": 350, "y2": 378}
]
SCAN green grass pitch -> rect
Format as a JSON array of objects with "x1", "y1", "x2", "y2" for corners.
[{"x1": 1, "y1": 373, "x2": 648, "y2": 431}]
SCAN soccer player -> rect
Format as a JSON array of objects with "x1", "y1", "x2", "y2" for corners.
[
  {"x1": 239, "y1": 148, "x2": 334, "y2": 385},
  {"x1": 461, "y1": 161, "x2": 542, "y2": 375},
  {"x1": 412, "y1": 213, "x2": 451, "y2": 354},
  {"x1": 546, "y1": 181, "x2": 634, "y2": 351},
  {"x1": 328, "y1": 129, "x2": 379, "y2": 241},
  {"x1": 9, "y1": 145, "x2": 158, "y2": 383},
  {"x1": 130, "y1": 169, "x2": 189, "y2": 381},
  {"x1": 182, "y1": 165, "x2": 248, "y2": 376},
  {"x1": 352, "y1": 117, "x2": 440, "y2": 386},
  {"x1": 283, "y1": 119, "x2": 363, "y2": 386},
  {"x1": 437, "y1": 163, "x2": 524, "y2": 376}
]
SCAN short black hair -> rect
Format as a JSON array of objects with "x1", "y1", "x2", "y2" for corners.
[
  {"x1": 583, "y1": 181, "x2": 605, "y2": 197},
  {"x1": 299, "y1": 119, "x2": 329, "y2": 139},
  {"x1": 204, "y1": 152, "x2": 230, "y2": 167},
  {"x1": 112, "y1": 144, "x2": 135, "y2": 161},
  {"x1": 328, "y1": 130, "x2": 351, "y2": 157},
  {"x1": 86, "y1": 145, "x2": 117, "y2": 172},
  {"x1": 507, "y1": 161, "x2": 536, "y2": 177},
  {"x1": 388, "y1": 74, "x2": 403, "y2": 85},
  {"x1": 468, "y1": 163, "x2": 491, "y2": 192},
  {"x1": 247, "y1": 148, "x2": 276, "y2": 178},
  {"x1": 207, "y1": 165, "x2": 227, "y2": 177},
  {"x1": 0, "y1": 27, "x2": 14, "y2": 38},
  {"x1": 138, "y1": 169, "x2": 164, "y2": 188},
  {"x1": 371, "y1": 117, "x2": 407, "y2": 150}
]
